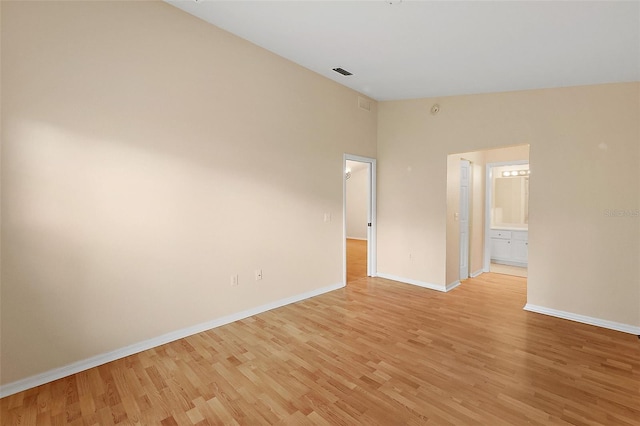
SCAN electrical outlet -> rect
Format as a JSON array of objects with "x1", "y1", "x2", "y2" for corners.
[
  {"x1": 231, "y1": 275, "x2": 239, "y2": 286},
  {"x1": 255, "y1": 269, "x2": 263, "y2": 281}
]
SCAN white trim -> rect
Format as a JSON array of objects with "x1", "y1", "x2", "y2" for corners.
[
  {"x1": 0, "y1": 282, "x2": 344, "y2": 398},
  {"x1": 377, "y1": 273, "x2": 447, "y2": 292},
  {"x1": 470, "y1": 269, "x2": 484, "y2": 278},
  {"x1": 343, "y1": 154, "x2": 377, "y2": 284},
  {"x1": 346, "y1": 237, "x2": 367, "y2": 241},
  {"x1": 446, "y1": 280, "x2": 461, "y2": 291},
  {"x1": 459, "y1": 159, "x2": 471, "y2": 281},
  {"x1": 369, "y1": 159, "x2": 377, "y2": 277},
  {"x1": 523, "y1": 304, "x2": 640, "y2": 335}
]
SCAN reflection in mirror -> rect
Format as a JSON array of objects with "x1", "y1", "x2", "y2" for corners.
[{"x1": 492, "y1": 165, "x2": 529, "y2": 229}]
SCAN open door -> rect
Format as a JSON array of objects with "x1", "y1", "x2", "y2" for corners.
[
  {"x1": 459, "y1": 159, "x2": 471, "y2": 280},
  {"x1": 344, "y1": 154, "x2": 377, "y2": 285}
]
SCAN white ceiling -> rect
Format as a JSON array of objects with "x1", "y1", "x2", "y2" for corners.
[{"x1": 167, "y1": 1, "x2": 640, "y2": 101}]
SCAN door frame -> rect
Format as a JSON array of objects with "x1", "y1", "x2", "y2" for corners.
[
  {"x1": 483, "y1": 160, "x2": 529, "y2": 272},
  {"x1": 343, "y1": 154, "x2": 377, "y2": 285},
  {"x1": 459, "y1": 159, "x2": 471, "y2": 280}
]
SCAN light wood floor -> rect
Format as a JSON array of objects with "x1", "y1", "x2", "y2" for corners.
[
  {"x1": 490, "y1": 262, "x2": 528, "y2": 278},
  {"x1": 346, "y1": 238, "x2": 367, "y2": 283},
  {"x1": 2, "y1": 274, "x2": 639, "y2": 425}
]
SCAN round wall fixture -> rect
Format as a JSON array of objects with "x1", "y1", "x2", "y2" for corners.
[{"x1": 431, "y1": 104, "x2": 441, "y2": 115}]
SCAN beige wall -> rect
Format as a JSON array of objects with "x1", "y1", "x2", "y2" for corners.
[
  {"x1": 0, "y1": 1, "x2": 377, "y2": 385},
  {"x1": 378, "y1": 83, "x2": 640, "y2": 327},
  {"x1": 2, "y1": 0, "x2": 639, "y2": 392},
  {"x1": 484, "y1": 144, "x2": 530, "y2": 164}
]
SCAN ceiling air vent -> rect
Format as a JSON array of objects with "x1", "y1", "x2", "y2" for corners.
[{"x1": 332, "y1": 67, "x2": 353, "y2": 76}]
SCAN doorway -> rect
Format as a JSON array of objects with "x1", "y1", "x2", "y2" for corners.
[
  {"x1": 459, "y1": 159, "x2": 471, "y2": 280},
  {"x1": 343, "y1": 154, "x2": 377, "y2": 284},
  {"x1": 484, "y1": 161, "x2": 530, "y2": 278},
  {"x1": 445, "y1": 144, "x2": 530, "y2": 286}
]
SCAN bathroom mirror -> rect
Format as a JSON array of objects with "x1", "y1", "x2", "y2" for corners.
[{"x1": 492, "y1": 166, "x2": 529, "y2": 229}]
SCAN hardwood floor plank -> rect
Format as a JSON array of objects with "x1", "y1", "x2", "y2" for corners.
[
  {"x1": 346, "y1": 238, "x2": 367, "y2": 283},
  {"x1": 2, "y1": 274, "x2": 640, "y2": 425}
]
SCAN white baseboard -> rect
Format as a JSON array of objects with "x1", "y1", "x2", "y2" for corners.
[
  {"x1": 0, "y1": 282, "x2": 344, "y2": 398},
  {"x1": 446, "y1": 280, "x2": 461, "y2": 291},
  {"x1": 523, "y1": 304, "x2": 640, "y2": 335},
  {"x1": 470, "y1": 269, "x2": 483, "y2": 278},
  {"x1": 376, "y1": 273, "x2": 447, "y2": 292}
]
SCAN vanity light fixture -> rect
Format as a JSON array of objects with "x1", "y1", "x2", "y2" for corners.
[{"x1": 502, "y1": 169, "x2": 530, "y2": 177}]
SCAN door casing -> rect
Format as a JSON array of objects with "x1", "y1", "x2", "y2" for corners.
[{"x1": 343, "y1": 154, "x2": 377, "y2": 285}]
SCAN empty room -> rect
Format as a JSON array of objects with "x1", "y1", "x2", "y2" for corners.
[{"x1": 1, "y1": 1, "x2": 639, "y2": 425}]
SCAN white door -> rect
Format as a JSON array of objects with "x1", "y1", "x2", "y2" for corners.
[
  {"x1": 459, "y1": 160, "x2": 471, "y2": 280},
  {"x1": 344, "y1": 154, "x2": 377, "y2": 284}
]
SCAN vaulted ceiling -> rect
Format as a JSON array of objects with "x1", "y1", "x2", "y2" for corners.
[{"x1": 168, "y1": 1, "x2": 640, "y2": 101}]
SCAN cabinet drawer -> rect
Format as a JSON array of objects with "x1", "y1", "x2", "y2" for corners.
[
  {"x1": 489, "y1": 230, "x2": 511, "y2": 239},
  {"x1": 512, "y1": 231, "x2": 528, "y2": 241}
]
